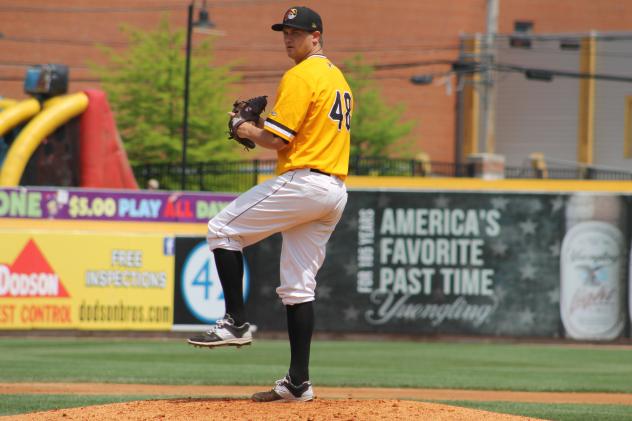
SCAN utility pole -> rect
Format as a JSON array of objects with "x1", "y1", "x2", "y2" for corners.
[
  {"x1": 480, "y1": 0, "x2": 498, "y2": 154},
  {"x1": 181, "y1": 2, "x2": 194, "y2": 191}
]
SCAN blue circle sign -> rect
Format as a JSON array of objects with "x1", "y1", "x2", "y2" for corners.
[{"x1": 181, "y1": 242, "x2": 249, "y2": 323}]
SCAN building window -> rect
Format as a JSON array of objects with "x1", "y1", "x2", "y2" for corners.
[
  {"x1": 514, "y1": 21, "x2": 534, "y2": 32},
  {"x1": 625, "y1": 96, "x2": 632, "y2": 158},
  {"x1": 510, "y1": 20, "x2": 534, "y2": 49}
]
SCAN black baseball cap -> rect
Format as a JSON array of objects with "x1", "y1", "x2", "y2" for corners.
[{"x1": 271, "y1": 6, "x2": 323, "y2": 33}]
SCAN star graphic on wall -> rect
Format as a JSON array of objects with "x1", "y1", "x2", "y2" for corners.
[
  {"x1": 343, "y1": 306, "x2": 360, "y2": 321},
  {"x1": 519, "y1": 219, "x2": 537, "y2": 235},
  {"x1": 490, "y1": 240, "x2": 508, "y2": 257},
  {"x1": 517, "y1": 309, "x2": 535, "y2": 325},
  {"x1": 434, "y1": 196, "x2": 450, "y2": 208},
  {"x1": 494, "y1": 285, "x2": 509, "y2": 301},
  {"x1": 547, "y1": 288, "x2": 560, "y2": 304},
  {"x1": 317, "y1": 285, "x2": 332, "y2": 299},
  {"x1": 525, "y1": 250, "x2": 538, "y2": 262},
  {"x1": 550, "y1": 196, "x2": 565, "y2": 213},
  {"x1": 549, "y1": 241, "x2": 561, "y2": 257},
  {"x1": 519, "y1": 263, "x2": 536, "y2": 280},
  {"x1": 528, "y1": 199, "x2": 543, "y2": 213},
  {"x1": 491, "y1": 197, "x2": 510, "y2": 211}
]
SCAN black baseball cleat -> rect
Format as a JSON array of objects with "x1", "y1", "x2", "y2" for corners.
[
  {"x1": 187, "y1": 315, "x2": 252, "y2": 348},
  {"x1": 251, "y1": 374, "x2": 314, "y2": 402}
]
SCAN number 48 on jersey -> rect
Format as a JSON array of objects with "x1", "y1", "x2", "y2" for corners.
[{"x1": 329, "y1": 90, "x2": 352, "y2": 131}]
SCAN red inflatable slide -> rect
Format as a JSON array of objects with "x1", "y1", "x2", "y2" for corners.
[{"x1": 79, "y1": 89, "x2": 138, "y2": 189}]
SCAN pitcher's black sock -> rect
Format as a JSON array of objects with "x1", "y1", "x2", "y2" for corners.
[
  {"x1": 286, "y1": 301, "x2": 314, "y2": 384},
  {"x1": 213, "y1": 248, "x2": 246, "y2": 326}
]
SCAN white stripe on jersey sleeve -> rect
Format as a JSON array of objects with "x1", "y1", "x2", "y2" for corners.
[{"x1": 264, "y1": 120, "x2": 295, "y2": 141}]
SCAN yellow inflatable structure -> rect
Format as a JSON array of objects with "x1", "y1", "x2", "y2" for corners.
[
  {"x1": 0, "y1": 98, "x2": 40, "y2": 138},
  {"x1": 0, "y1": 98, "x2": 18, "y2": 110},
  {"x1": 0, "y1": 93, "x2": 89, "y2": 186}
]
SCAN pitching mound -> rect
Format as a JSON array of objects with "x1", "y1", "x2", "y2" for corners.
[{"x1": 7, "y1": 398, "x2": 537, "y2": 420}]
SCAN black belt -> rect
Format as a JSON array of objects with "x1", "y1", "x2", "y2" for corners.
[{"x1": 310, "y1": 168, "x2": 331, "y2": 176}]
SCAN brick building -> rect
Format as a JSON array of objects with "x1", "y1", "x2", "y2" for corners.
[{"x1": 1, "y1": 0, "x2": 632, "y2": 166}]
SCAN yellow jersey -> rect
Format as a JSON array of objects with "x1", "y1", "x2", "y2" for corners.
[{"x1": 263, "y1": 55, "x2": 352, "y2": 179}]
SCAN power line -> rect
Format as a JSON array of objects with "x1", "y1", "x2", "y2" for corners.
[
  {"x1": 0, "y1": 0, "x2": 288, "y2": 13},
  {"x1": 10, "y1": 32, "x2": 632, "y2": 58},
  {"x1": 234, "y1": 59, "x2": 454, "y2": 73},
  {"x1": 411, "y1": 59, "x2": 632, "y2": 85},
  {"x1": 1, "y1": 35, "x2": 128, "y2": 48},
  {"x1": 463, "y1": 32, "x2": 632, "y2": 42},
  {"x1": 6, "y1": 33, "x2": 632, "y2": 57},
  {"x1": 0, "y1": 59, "x2": 452, "y2": 77},
  {"x1": 458, "y1": 32, "x2": 632, "y2": 59},
  {"x1": 494, "y1": 62, "x2": 632, "y2": 83},
  {"x1": 493, "y1": 44, "x2": 632, "y2": 60},
  {"x1": 0, "y1": 35, "x2": 461, "y2": 53},
  {"x1": 0, "y1": 70, "x2": 434, "y2": 84},
  {"x1": 238, "y1": 73, "x2": 437, "y2": 84},
  {"x1": 372, "y1": 59, "x2": 454, "y2": 70},
  {"x1": 0, "y1": 4, "x2": 179, "y2": 13}
]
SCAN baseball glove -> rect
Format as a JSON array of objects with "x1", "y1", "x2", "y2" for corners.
[{"x1": 228, "y1": 95, "x2": 268, "y2": 150}]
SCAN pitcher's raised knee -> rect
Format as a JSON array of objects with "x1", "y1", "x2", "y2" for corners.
[{"x1": 207, "y1": 223, "x2": 244, "y2": 251}]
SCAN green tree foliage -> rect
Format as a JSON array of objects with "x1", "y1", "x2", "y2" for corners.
[
  {"x1": 92, "y1": 18, "x2": 239, "y2": 165},
  {"x1": 344, "y1": 55, "x2": 414, "y2": 158}
]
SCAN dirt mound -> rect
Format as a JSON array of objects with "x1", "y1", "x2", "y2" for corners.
[
  {"x1": 3, "y1": 382, "x2": 632, "y2": 405},
  {"x1": 6, "y1": 398, "x2": 539, "y2": 420}
]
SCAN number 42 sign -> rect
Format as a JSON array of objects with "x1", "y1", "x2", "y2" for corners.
[{"x1": 180, "y1": 242, "x2": 249, "y2": 323}]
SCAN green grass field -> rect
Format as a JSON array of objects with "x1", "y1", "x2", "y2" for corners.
[{"x1": 1, "y1": 337, "x2": 632, "y2": 419}]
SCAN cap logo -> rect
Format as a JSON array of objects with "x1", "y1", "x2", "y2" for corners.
[{"x1": 285, "y1": 8, "x2": 297, "y2": 20}]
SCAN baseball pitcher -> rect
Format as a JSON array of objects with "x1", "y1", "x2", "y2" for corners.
[{"x1": 188, "y1": 6, "x2": 352, "y2": 403}]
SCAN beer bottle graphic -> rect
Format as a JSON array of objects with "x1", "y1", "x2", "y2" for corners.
[{"x1": 560, "y1": 194, "x2": 625, "y2": 340}]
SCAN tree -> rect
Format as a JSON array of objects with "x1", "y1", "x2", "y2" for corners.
[
  {"x1": 344, "y1": 55, "x2": 414, "y2": 158},
  {"x1": 91, "y1": 18, "x2": 239, "y2": 166}
]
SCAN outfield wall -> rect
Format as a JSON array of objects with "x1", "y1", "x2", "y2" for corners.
[
  {"x1": 0, "y1": 187, "x2": 229, "y2": 330},
  {"x1": 0, "y1": 183, "x2": 631, "y2": 340}
]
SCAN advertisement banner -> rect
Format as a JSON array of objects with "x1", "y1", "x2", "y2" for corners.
[
  {"x1": 246, "y1": 191, "x2": 572, "y2": 337},
  {"x1": 0, "y1": 231, "x2": 174, "y2": 330},
  {"x1": 173, "y1": 237, "x2": 250, "y2": 330},
  {"x1": 0, "y1": 187, "x2": 235, "y2": 223},
  {"x1": 560, "y1": 193, "x2": 628, "y2": 340},
  {"x1": 3, "y1": 188, "x2": 628, "y2": 338}
]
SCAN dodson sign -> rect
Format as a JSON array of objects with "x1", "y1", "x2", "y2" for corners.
[{"x1": 0, "y1": 239, "x2": 69, "y2": 298}]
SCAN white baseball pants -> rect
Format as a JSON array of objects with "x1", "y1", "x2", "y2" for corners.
[{"x1": 207, "y1": 168, "x2": 348, "y2": 305}]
